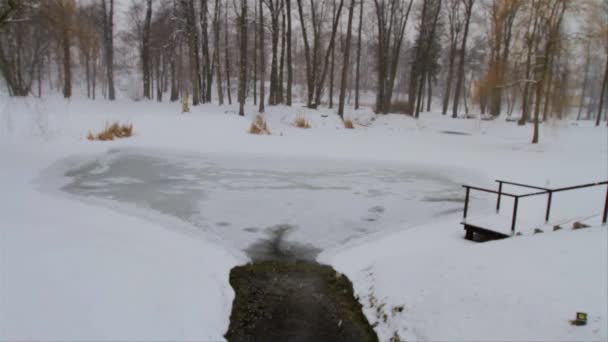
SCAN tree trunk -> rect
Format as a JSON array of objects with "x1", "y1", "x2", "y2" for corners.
[
  {"x1": 338, "y1": 0, "x2": 356, "y2": 118},
  {"x1": 253, "y1": 0, "x2": 258, "y2": 105},
  {"x1": 156, "y1": 53, "x2": 162, "y2": 101},
  {"x1": 329, "y1": 0, "x2": 337, "y2": 109},
  {"x1": 518, "y1": 11, "x2": 539, "y2": 126},
  {"x1": 61, "y1": 25, "x2": 71, "y2": 98},
  {"x1": 442, "y1": 38, "x2": 456, "y2": 115},
  {"x1": 213, "y1": 0, "x2": 224, "y2": 105},
  {"x1": 426, "y1": 73, "x2": 432, "y2": 112},
  {"x1": 171, "y1": 54, "x2": 178, "y2": 101},
  {"x1": 266, "y1": 0, "x2": 282, "y2": 106},
  {"x1": 577, "y1": 43, "x2": 591, "y2": 120},
  {"x1": 200, "y1": 0, "x2": 212, "y2": 103},
  {"x1": 258, "y1": 0, "x2": 265, "y2": 112},
  {"x1": 85, "y1": 53, "x2": 90, "y2": 98},
  {"x1": 278, "y1": 3, "x2": 286, "y2": 104},
  {"x1": 286, "y1": 0, "x2": 293, "y2": 105},
  {"x1": 451, "y1": 0, "x2": 473, "y2": 118},
  {"x1": 596, "y1": 54, "x2": 608, "y2": 126},
  {"x1": 92, "y1": 56, "x2": 96, "y2": 99},
  {"x1": 354, "y1": 0, "x2": 363, "y2": 110},
  {"x1": 102, "y1": 0, "x2": 115, "y2": 100},
  {"x1": 143, "y1": 0, "x2": 152, "y2": 99},
  {"x1": 224, "y1": 0, "x2": 232, "y2": 104},
  {"x1": 313, "y1": 0, "x2": 344, "y2": 108},
  {"x1": 182, "y1": 0, "x2": 201, "y2": 105},
  {"x1": 238, "y1": 0, "x2": 248, "y2": 116}
]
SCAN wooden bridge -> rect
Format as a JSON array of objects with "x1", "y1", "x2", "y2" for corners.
[{"x1": 461, "y1": 179, "x2": 608, "y2": 242}]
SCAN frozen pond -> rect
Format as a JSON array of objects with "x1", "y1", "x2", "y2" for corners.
[{"x1": 60, "y1": 148, "x2": 465, "y2": 259}]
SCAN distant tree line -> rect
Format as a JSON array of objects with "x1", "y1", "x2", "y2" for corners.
[{"x1": 0, "y1": 0, "x2": 606, "y2": 140}]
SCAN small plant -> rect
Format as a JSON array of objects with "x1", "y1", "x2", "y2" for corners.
[
  {"x1": 248, "y1": 114, "x2": 271, "y2": 135},
  {"x1": 572, "y1": 221, "x2": 590, "y2": 230},
  {"x1": 343, "y1": 118, "x2": 354, "y2": 129},
  {"x1": 87, "y1": 122, "x2": 133, "y2": 141},
  {"x1": 293, "y1": 114, "x2": 311, "y2": 128}
]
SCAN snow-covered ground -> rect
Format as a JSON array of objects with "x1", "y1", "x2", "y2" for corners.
[{"x1": 1, "y1": 95, "x2": 606, "y2": 341}]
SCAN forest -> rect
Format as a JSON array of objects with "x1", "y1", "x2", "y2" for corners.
[{"x1": 0, "y1": 0, "x2": 607, "y2": 142}]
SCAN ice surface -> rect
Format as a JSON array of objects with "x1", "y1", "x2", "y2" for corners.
[{"x1": 60, "y1": 148, "x2": 468, "y2": 255}]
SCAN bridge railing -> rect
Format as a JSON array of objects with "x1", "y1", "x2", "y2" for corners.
[{"x1": 462, "y1": 180, "x2": 608, "y2": 235}]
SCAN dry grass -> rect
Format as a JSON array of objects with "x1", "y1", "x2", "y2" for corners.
[
  {"x1": 572, "y1": 221, "x2": 590, "y2": 230},
  {"x1": 343, "y1": 119, "x2": 354, "y2": 129},
  {"x1": 248, "y1": 114, "x2": 271, "y2": 135},
  {"x1": 87, "y1": 122, "x2": 133, "y2": 141},
  {"x1": 293, "y1": 114, "x2": 311, "y2": 129}
]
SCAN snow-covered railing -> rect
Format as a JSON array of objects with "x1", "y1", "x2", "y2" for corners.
[{"x1": 462, "y1": 180, "x2": 608, "y2": 236}]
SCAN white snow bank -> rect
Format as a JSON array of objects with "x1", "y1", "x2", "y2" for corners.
[
  {"x1": 0, "y1": 145, "x2": 245, "y2": 340},
  {"x1": 322, "y1": 220, "x2": 608, "y2": 341}
]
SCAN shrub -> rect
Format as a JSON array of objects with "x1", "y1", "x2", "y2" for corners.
[
  {"x1": 343, "y1": 119, "x2": 354, "y2": 129},
  {"x1": 293, "y1": 114, "x2": 311, "y2": 128},
  {"x1": 87, "y1": 122, "x2": 133, "y2": 141},
  {"x1": 248, "y1": 114, "x2": 271, "y2": 135},
  {"x1": 390, "y1": 101, "x2": 412, "y2": 114}
]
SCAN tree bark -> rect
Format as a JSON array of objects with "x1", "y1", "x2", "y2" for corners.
[
  {"x1": 577, "y1": 43, "x2": 591, "y2": 120},
  {"x1": 596, "y1": 54, "x2": 608, "y2": 126},
  {"x1": 200, "y1": 0, "x2": 212, "y2": 103},
  {"x1": 238, "y1": 0, "x2": 248, "y2": 115},
  {"x1": 102, "y1": 0, "x2": 115, "y2": 100},
  {"x1": 143, "y1": 0, "x2": 152, "y2": 99},
  {"x1": 285, "y1": 0, "x2": 293, "y2": 105},
  {"x1": 224, "y1": 0, "x2": 232, "y2": 104},
  {"x1": 181, "y1": 0, "x2": 201, "y2": 105},
  {"x1": 213, "y1": 0, "x2": 224, "y2": 105},
  {"x1": 451, "y1": 0, "x2": 474, "y2": 118},
  {"x1": 278, "y1": 3, "x2": 286, "y2": 104},
  {"x1": 258, "y1": 0, "x2": 265, "y2": 112},
  {"x1": 338, "y1": 0, "x2": 356, "y2": 118},
  {"x1": 354, "y1": 0, "x2": 363, "y2": 110}
]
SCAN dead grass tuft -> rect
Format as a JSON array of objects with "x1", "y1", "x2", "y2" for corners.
[
  {"x1": 343, "y1": 119, "x2": 354, "y2": 129},
  {"x1": 248, "y1": 114, "x2": 271, "y2": 135},
  {"x1": 88, "y1": 122, "x2": 133, "y2": 141},
  {"x1": 293, "y1": 114, "x2": 311, "y2": 129}
]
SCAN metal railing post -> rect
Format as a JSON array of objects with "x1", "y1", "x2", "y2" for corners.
[
  {"x1": 511, "y1": 197, "x2": 519, "y2": 235},
  {"x1": 496, "y1": 181, "x2": 503, "y2": 213},
  {"x1": 463, "y1": 187, "x2": 470, "y2": 220},
  {"x1": 545, "y1": 191, "x2": 553, "y2": 223}
]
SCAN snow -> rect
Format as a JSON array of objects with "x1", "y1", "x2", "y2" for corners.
[
  {"x1": 1, "y1": 95, "x2": 606, "y2": 341},
  {"x1": 321, "y1": 221, "x2": 608, "y2": 341}
]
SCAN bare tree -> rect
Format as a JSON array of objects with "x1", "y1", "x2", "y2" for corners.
[
  {"x1": 285, "y1": 0, "x2": 293, "y2": 105},
  {"x1": 451, "y1": 0, "x2": 474, "y2": 118},
  {"x1": 532, "y1": 0, "x2": 567, "y2": 143},
  {"x1": 213, "y1": 0, "x2": 223, "y2": 105},
  {"x1": 338, "y1": 0, "x2": 356, "y2": 118},
  {"x1": 296, "y1": 0, "x2": 345, "y2": 108},
  {"x1": 354, "y1": 0, "x2": 363, "y2": 110},
  {"x1": 258, "y1": 0, "x2": 265, "y2": 112},
  {"x1": 0, "y1": 1, "x2": 46, "y2": 96},
  {"x1": 224, "y1": 0, "x2": 232, "y2": 104},
  {"x1": 101, "y1": 0, "x2": 116, "y2": 100},
  {"x1": 263, "y1": 0, "x2": 285, "y2": 105},
  {"x1": 373, "y1": 0, "x2": 414, "y2": 113},
  {"x1": 238, "y1": 0, "x2": 248, "y2": 116},
  {"x1": 441, "y1": 0, "x2": 462, "y2": 114}
]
